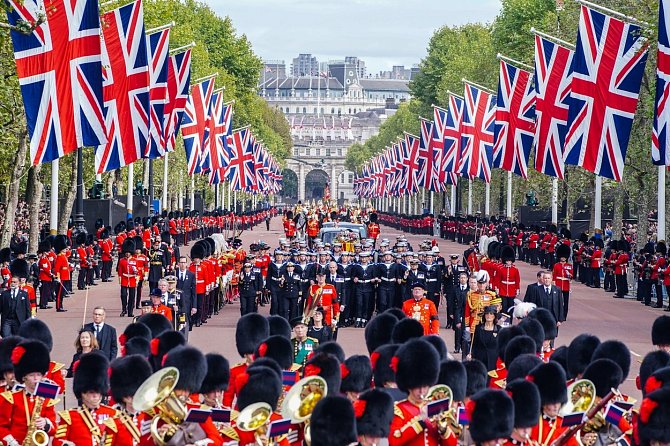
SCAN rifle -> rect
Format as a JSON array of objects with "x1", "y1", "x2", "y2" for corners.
[{"x1": 550, "y1": 389, "x2": 618, "y2": 446}]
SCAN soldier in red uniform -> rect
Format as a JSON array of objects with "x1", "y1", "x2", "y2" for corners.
[
  {"x1": 553, "y1": 244, "x2": 573, "y2": 319},
  {"x1": 100, "y1": 229, "x2": 114, "y2": 283},
  {"x1": 75, "y1": 233, "x2": 89, "y2": 290},
  {"x1": 306, "y1": 215, "x2": 321, "y2": 249},
  {"x1": 497, "y1": 246, "x2": 520, "y2": 315},
  {"x1": 590, "y1": 240, "x2": 603, "y2": 289},
  {"x1": 54, "y1": 352, "x2": 118, "y2": 446},
  {"x1": 0, "y1": 340, "x2": 59, "y2": 444},
  {"x1": 306, "y1": 268, "x2": 340, "y2": 328},
  {"x1": 189, "y1": 243, "x2": 211, "y2": 327},
  {"x1": 18, "y1": 319, "x2": 66, "y2": 396},
  {"x1": 389, "y1": 338, "x2": 457, "y2": 446},
  {"x1": 106, "y1": 355, "x2": 152, "y2": 446},
  {"x1": 614, "y1": 240, "x2": 630, "y2": 298},
  {"x1": 133, "y1": 237, "x2": 148, "y2": 308},
  {"x1": 117, "y1": 238, "x2": 137, "y2": 317},
  {"x1": 52, "y1": 235, "x2": 70, "y2": 312},
  {"x1": 368, "y1": 212, "x2": 381, "y2": 247},
  {"x1": 222, "y1": 313, "x2": 269, "y2": 408},
  {"x1": 401, "y1": 282, "x2": 439, "y2": 336},
  {"x1": 528, "y1": 230, "x2": 540, "y2": 265},
  {"x1": 37, "y1": 241, "x2": 53, "y2": 309},
  {"x1": 283, "y1": 210, "x2": 297, "y2": 240},
  {"x1": 501, "y1": 379, "x2": 540, "y2": 446}
]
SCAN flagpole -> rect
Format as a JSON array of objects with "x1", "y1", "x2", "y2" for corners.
[
  {"x1": 573, "y1": 0, "x2": 650, "y2": 27},
  {"x1": 497, "y1": 53, "x2": 534, "y2": 71},
  {"x1": 468, "y1": 180, "x2": 473, "y2": 215},
  {"x1": 190, "y1": 176, "x2": 195, "y2": 212},
  {"x1": 506, "y1": 171, "x2": 513, "y2": 218},
  {"x1": 414, "y1": 192, "x2": 418, "y2": 215},
  {"x1": 485, "y1": 181, "x2": 491, "y2": 216},
  {"x1": 421, "y1": 189, "x2": 426, "y2": 213},
  {"x1": 50, "y1": 160, "x2": 59, "y2": 235},
  {"x1": 594, "y1": 175, "x2": 602, "y2": 230},
  {"x1": 170, "y1": 42, "x2": 196, "y2": 55},
  {"x1": 530, "y1": 28, "x2": 576, "y2": 49},
  {"x1": 658, "y1": 167, "x2": 666, "y2": 240},
  {"x1": 127, "y1": 163, "x2": 134, "y2": 219},
  {"x1": 146, "y1": 22, "x2": 175, "y2": 35},
  {"x1": 450, "y1": 184, "x2": 456, "y2": 217},
  {"x1": 162, "y1": 153, "x2": 169, "y2": 211},
  {"x1": 430, "y1": 190, "x2": 434, "y2": 215},
  {"x1": 462, "y1": 78, "x2": 496, "y2": 95},
  {"x1": 192, "y1": 72, "x2": 219, "y2": 85},
  {"x1": 228, "y1": 181, "x2": 232, "y2": 211},
  {"x1": 551, "y1": 178, "x2": 559, "y2": 224}
]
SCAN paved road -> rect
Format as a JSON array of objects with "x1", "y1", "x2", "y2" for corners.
[{"x1": 37, "y1": 217, "x2": 657, "y2": 406}]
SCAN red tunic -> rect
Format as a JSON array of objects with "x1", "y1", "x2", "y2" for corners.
[
  {"x1": 497, "y1": 265, "x2": 520, "y2": 297},
  {"x1": 553, "y1": 262, "x2": 572, "y2": 292},
  {"x1": 402, "y1": 298, "x2": 439, "y2": 335},
  {"x1": 38, "y1": 256, "x2": 53, "y2": 282},
  {"x1": 0, "y1": 389, "x2": 58, "y2": 443},
  {"x1": 389, "y1": 399, "x2": 457, "y2": 446},
  {"x1": 222, "y1": 362, "x2": 248, "y2": 408},
  {"x1": 54, "y1": 404, "x2": 118, "y2": 446},
  {"x1": 54, "y1": 253, "x2": 70, "y2": 281},
  {"x1": 529, "y1": 416, "x2": 578, "y2": 446},
  {"x1": 117, "y1": 257, "x2": 137, "y2": 288},
  {"x1": 307, "y1": 284, "x2": 340, "y2": 326}
]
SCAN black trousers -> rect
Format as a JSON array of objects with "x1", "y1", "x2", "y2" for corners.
[
  {"x1": 194, "y1": 292, "x2": 205, "y2": 323},
  {"x1": 1, "y1": 319, "x2": 20, "y2": 337},
  {"x1": 240, "y1": 294, "x2": 256, "y2": 315},
  {"x1": 120, "y1": 286, "x2": 136, "y2": 315},
  {"x1": 615, "y1": 274, "x2": 628, "y2": 297},
  {"x1": 355, "y1": 290, "x2": 373, "y2": 319},
  {"x1": 39, "y1": 281, "x2": 52, "y2": 309},
  {"x1": 78, "y1": 268, "x2": 88, "y2": 289},
  {"x1": 377, "y1": 287, "x2": 394, "y2": 314},
  {"x1": 562, "y1": 291, "x2": 570, "y2": 319},
  {"x1": 55, "y1": 280, "x2": 65, "y2": 310},
  {"x1": 501, "y1": 296, "x2": 515, "y2": 315}
]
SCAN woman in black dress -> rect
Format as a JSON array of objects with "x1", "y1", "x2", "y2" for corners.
[
  {"x1": 468, "y1": 305, "x2": 499, "y2": 371},
  {"x1": 66, "y1": 328, "x2": 99, "y2": 377},
  {"x1": 307, "y1": 307, "x2": 333, "y2": 344}
]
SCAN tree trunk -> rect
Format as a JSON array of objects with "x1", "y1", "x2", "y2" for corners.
[
  {"x1": 27, "y1": 164, "x2": 43, "y2": 252},
  {"x1": 637, "y1": 174, "x2": 651, "y2": 248},
  {"x1": 143, "y1": 159, "x2": 149, "y2": 194},
  {"x1": 0, "y1": 129, "x2": 28, "y2": 247},
  {"x1": 611, "y1": 181, "x2": 624, "y2": 240},
  {"x1": 588, "y1": 176, "x2": 596, "y2": 232},
  {"x1": 58, "y1": 153, "x2": 77, "y2": 233}
]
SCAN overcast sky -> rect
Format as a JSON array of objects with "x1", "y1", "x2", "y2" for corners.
[{"x1": 207, "y1": 0, "x2": 501, "y2": 75}]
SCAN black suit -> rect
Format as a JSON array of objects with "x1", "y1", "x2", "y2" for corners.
[
  {"x1": 0, "y1": 288, "x2": 30, "y2": 337},
  {"x1": 84, "y1": 322, "x2": 118, "y2": 361},
  {"x1": 176, "y1": 269, "x2": 196, "y2": 328},
  {"x1": 525, "y1": 284, "x2": 565, "y2": 323},
  {"x1": 452, "y1": 284, "x2": 469, "y2": 353},
  {"x1": 523, "y1": 283, "x2": 542, "y2": 304}
]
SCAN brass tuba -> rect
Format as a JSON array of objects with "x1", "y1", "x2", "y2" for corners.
[
  {"x1": 559, "y1": 379, "x2": 596, "y2": 416},
  {"x1": 425, "y1": 384, "x2": 460, "y2": 438},
  {"x1": 133, "y1": 367, "x2": 187, "y2": 446},
  {"x1": 237, "y1": 402, "x2": 272, "y2": 446},
  {"x1": 281, "y1": 376, "x2": 328, "y2": 445}
]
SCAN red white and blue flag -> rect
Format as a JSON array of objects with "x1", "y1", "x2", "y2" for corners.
[
  {"x1": 533, "y1": 34, "x2": 573, "y2": 179},
  {"x1": 182, "y1": 78, "x2": 215, "y2": 175},
  {"x1": 96, "y1": 0, "x2": 149, "y2": 173},
  {"x1": 404, "y1": 133, "x2": 421, "y2": 195},
  {"x1": 418, "y1": 119, "x2": 439, "y2": 192},
  {"x1": 7, "y1": 0, "x2": 107, "y2": 165},
  {"x1": 227, "y1": 127, "x2": 255, "y2": 191},
  {"x1": 145, "y1": 27, "x2": 171, "y2": 159},
  {"x1": 163, "y1": 49, "x2": 192, "y2": 153},
  {"x1": 436, "y1": 98, "x2": 463, "y2": 182},
  {"x1": 652, "y1": 0, "x2": 670, "y2": 166},
  {"x1": 563, "y1": 5, "x2": 648, "y2": 181},
  {"x1": 201, "y1": 91, "x2": 225, "y2": 174},
  {"x1": 459, "y1": 83, "x2": 496, "y2": 182},
  {"x1": 493, "y1": 60, "x2": 536, "y2": 179}
]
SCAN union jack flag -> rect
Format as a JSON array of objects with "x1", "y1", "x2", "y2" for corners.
[
  {"x1": 182, "y1": 78, "x2": 215, "y2": 175},
  {"x1": 254, "y1": 145, "x2": 268, "y2": 193},
  {"x1": 653, "y1": 0, "x2": 670, "y2": 166},
  {"x1": 163, "y1": 49, "x2": 191, "y2": 152},
  {"x1": 418, "y1": 119, "x2": 440, "y2": 192},
  {"x1": 8, "y1": 0, "x2": 106, "y2": 165},
  {"x1": 144, "y1": 27, "x2": 170, "y2": 159},
  {"x1": 96, "y1": 0, "x2": 149, "y2": 173},
  {"x1": 493, "y1": 60, "x2": 536, "y2": 179},
  {"x1": 533, "y1": 35, "x2": 573, "y2": 179},
  {"x1": 403, "y1": 133, "x2": 421, "y2": 194},
  {"x1": 202, "y1": 91, "x2": 228, "y2": 174},
  {"x1": 227, "y1": 127, "x2": 255, "y2": 191},
  {"x1": 459, "y1": 83, "x2": 496, "y2": 182},
  {"x1": 564, "y1": 5, "x2": 649, "y2": 181},
  {"x1": 435, "y1": 99, "x2": 463, "y2": 181}
]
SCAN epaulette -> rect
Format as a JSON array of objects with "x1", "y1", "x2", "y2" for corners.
[
  {"x1": 221, "y1": 425, "x2": 240, "y2": 441},
  {"x1": 58, "y1": 410, "x2": 72, "y2": 425},
  {"x1": 1, "y1": 391, "x2": 13, "y2": 404},
  {"x1": 306, "y1": 337, "x2": 319, "y2": 343},
  {"x1": 289, "y1": 363, "x2": 302, "y2": 372},
  {"x1": 232, "y1": 361, "x2": 247, "y2": 369},
  {"x1": 487, "y1": 370, "x2": 498, "y2": 379},
  {"x1": 51, "y1": 362, "x2": 65, "y2": 372},
  {"x1": 393, "y1": 401, "x2": 405, "y2": 419},
  {"x1": 493, "y1": 378, "x2": 507, "y2": 389},
  {"x1": 47, "y1": 398, "x2": 60, "y2": 407},
  {"x1": 103, "y1": 417, "x2": 118, "y2": 433},
  {"x1": 486, "y1": 290, "x2": 496, "y2": 296}
]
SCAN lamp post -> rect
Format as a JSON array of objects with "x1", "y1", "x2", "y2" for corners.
[
  {"x1": 148, "y1": 158, "x2": 154, "y2": 216},
  {"x1": 74, "y1": 147, "x2": 86, "y2": 234}
]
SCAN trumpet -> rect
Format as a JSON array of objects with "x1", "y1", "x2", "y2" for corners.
[{"x1": 281, "y1": 376, "x2": 328, "y2": 445}]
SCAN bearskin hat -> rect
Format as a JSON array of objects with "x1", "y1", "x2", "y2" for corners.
[
  {"x1": 391, "y1": 318, "x2": 424, "y2": 344},
  {"x1": 395, "y1": 339, "x2": 439, "y2": 392},
  {"x1": 150, "y1": 331, "x2": 185, "y2": 371},
  {"x1": 422, "y1": 335, "x2": 448, "y2": 360},
  {"x1": 506, "y1": 379, "x2": 541, "y2": 428},
  {"x1": 53, "y1": 235, "x2": 68, "y2": 254},
  {"x1": 550, "y1": 346, "x2": 569, "y2": 376},
  {"x1": 638, "y1": 388, "x2": 670, "y2": 446},
  {"x1": 199, "y1": 354, "x2": 230, "y2": 394},
  {"x1": 582, "y1": 358, "x2": 624, "y2": 398},
  {"x1": 162, "y1": 346, "x2": 207, "y2": 394},
  {"x1": 383, "y1": 307, "x2": 406, "y2": 320},
  {"x1": 248, "y1": 357, "x2": 281, "y2": 380},
  {"x1": 136, "y1": 313, "x2": 172, "y2": 338},
  {"x1": 527, "y1": 362, "x2": 567, "y2": 405},
  {"x1": 73, "y1": 351, "x2": 110, "y2": 399},
  {"x1": 255, "y1": 336, "x2": 293, "y2": 370},
  {"x1": 37, "y1": 240, "x2": 51, "y2": 254},
  {"x1": 235, "y1": 313, "x2": 269, "y2": 357},
  {"x1": 114, "y1": 221, "x2": 126, "y2": 235},
  {"x1": 501, "y1": 245, "x2": 516, "y2": 262},
  {"x1": 18, "y1": 319, "x2": 53, "y2": 351},
  {"x1": 94, "y1": 218, "x2": 104, "y2": 229},
  {"x1": 567, "y1": 334, "x2": 600, "y2": 379},
  {"x1": 468, "y1": 389, "x2": 514, "y2": 443},
  {"x1": 579, "y1": 232, "x2": 588, "y2": 243},
  {"x1": 120, "y1": 322, "x2": 152, "y2": 347},
  {"x1": 124, "y1": 337, "x2": 150, "y2": 357},
  {"x1": 438, "y1": 360, "x2": 467, "y2": 402},
  {"x1": 465, "y1": 360, "x2": 488, "y2": 397},
  {"x1": 314, "y1": 342, "x2": 345, "y2": 363},
  {"x1": 528, "y1": 308, "x2": 557, "y2": 340},
  {"x1": 268, "y1": 315, "x2": 292, "y2": 340},
  {"x1": 640, "y1": 351, "x2": 670, "y2": 396},
  {"x1": 160, "y1": 231, "x2": 171, "y2": 244},
  {"x1": 354, "y1": 389, "x2": 393, "y2": 438},
  {"x1": 75, "y1": 232, "x2": 87, "y2": 248},
  {"x1": 652, "y1": 316, "x2": 670, "y2": 347},
  {"x1": 556, "y1": 243, "x2": 571, "y2": 260},
  {"x1": 311, "y1": 396, "x2": 357, "y2": 446},
  {"x1": 100, "y1": 229, "x2": 110, "y2": 240},
  {"x1": 364, "y1": 313, "x2": 398, "y2": 354},
  {"x1": 12, "y1": 340, "x2": 50, "y2": 382},
  {"x1": 9, "y1": 259, "x2": 29, "y2": 280},
  {"x1": 86, "y1": 234, "x2": 95, "y2": 246},
  {"x1": 496, "y1": 326, "x2": 525, "y2": 363},
  {"x1": 609, "y1": 240, "x2": 619, "y2": 252},
  {"x1": 109, "y1": 355, "x2": 152, "y2": 403},
  {"x1": 133, "y1": 236, "x2": 144, "y2": 252},
  {"x1": 0, "y1": 336, "x2": 23, "y2": 375},
  {"x1": 592, "y1": 340, "x2": 630, "y2": 380},
  {"x1": 371, "y1": 344, "x2": 399, "y2": 388},
  {"x1": 657, "y1": 241, "x2": 667, "y2": 256},
  {"x1": 12, "y1": 240, "x2": 27, "y2": 256},
  {"x1": 368, "y1": 212, "x2": 378, "y2": 223},
  {"x1": 236, "y1": 365, "x2": 282, "y2": 411},
  {"x1": 504, "y1": 335, "x2": 537, "y2": 368},
  {"x1": 518, "y1": 318, "x2": 545, "y2": 353},
  {"x1": 341, "y1": 355, "x2": 372, "y2": 394},
  {"x1": 507, "y1": 354, "x2": 543, "y2": 383},
  {"x1": 121, "y1": 238, "x2": 135, "y2": 255},
  {"x1": 190, "y1": 243, "x2": 206, "y2": 260},
  {"x1": 305, "y1": 352, "x2": 342, "y2": 394}
]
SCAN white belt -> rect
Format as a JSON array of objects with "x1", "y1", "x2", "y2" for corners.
[
  {"x1": 555, "y1": 277, "x2": 569, "y2": 281},
  {"x1": 500, "y1": 281, "x2": 515, "y2": 285}
]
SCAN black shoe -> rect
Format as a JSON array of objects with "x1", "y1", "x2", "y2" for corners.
[
  {"x1": 613, "y1": 295, "x2": 624, "y2": 299},
  {"x1": 120, "y1": 311, "x2": 127, "y2": 317},
  {"x1": 652, "y1": 304, "x2": 664, "y2": 309},
  {"x1": 56, "y1": 308, "x2": 67, "y2": 312},
  {"x1": 454, "y1": 349, "x2": 461, "y2": 354}
]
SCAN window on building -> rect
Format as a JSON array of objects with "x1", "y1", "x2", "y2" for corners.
[
  {"x1": 303, "y1": 107, "x2": 307, "y2": 113},
  {"x1": 326, "y1": 148, "x2": 331, "y2": 156},
  {"x1": 313, "y1": 107, "x2": 317, "y2": 114},
  {"x1": 306, "y1": 148, "x2": 311, "y2": 156},
  {"x1": 331, "y1": 107, "x2": 335, "y2": 114},
  {"x1": 349, "y1": 173, "x2": 354, "y2": 183},
  {"x1": 321, "y1": 108, "x2": 324, "y2": 114},
  {"x1": 294, "y1": 148, "x2": 299, "y2": 156}
]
